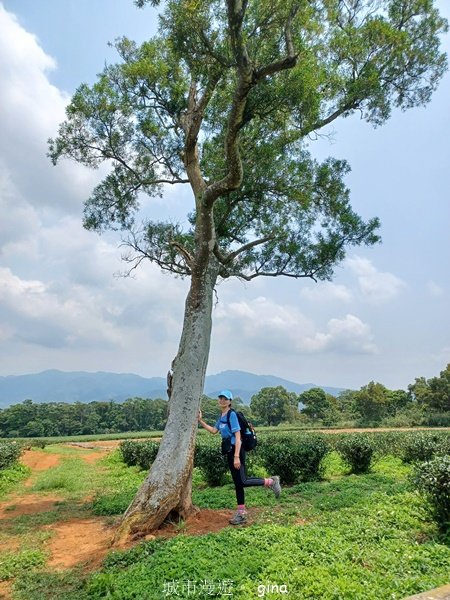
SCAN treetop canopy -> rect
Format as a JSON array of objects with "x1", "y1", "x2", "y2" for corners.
[{"x1": 49, "y1": 0, "x2": 447, "y2": 282}]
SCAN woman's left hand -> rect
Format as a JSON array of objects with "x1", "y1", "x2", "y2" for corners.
[{"x1": 233, "y1": 456, "x2": 241, "y2": 469}]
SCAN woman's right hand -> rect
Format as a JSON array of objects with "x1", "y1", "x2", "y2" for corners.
[{"x1": 198, "y1": 410, "x2": 202, "y2": 421}]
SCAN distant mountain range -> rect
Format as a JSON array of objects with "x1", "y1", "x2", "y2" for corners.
[{"x1": 0, "y1": 369, "x2": 345, "y2": 408}]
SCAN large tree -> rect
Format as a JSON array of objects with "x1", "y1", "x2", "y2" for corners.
[{"x1": 49, "y1": 0, "x2": 447, "y2": 540}]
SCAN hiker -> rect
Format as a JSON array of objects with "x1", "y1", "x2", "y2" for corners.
[{"x1": 198, "y1": 389, "x2": 281, "y2": 525}]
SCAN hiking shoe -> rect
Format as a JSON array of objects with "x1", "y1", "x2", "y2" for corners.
[
  {"x1": 269, "y1": 476, "x2": 281, "y2": 499},
  {"x1": 229, "y1": 511, "x2": 247, "y2": 525}
]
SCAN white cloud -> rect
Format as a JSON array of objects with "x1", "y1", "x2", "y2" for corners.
[
  {"x1": 0, "y1": 267, "x2": 121, "y2": 348},
  {"x1": 346, "y1": 256, "x2": 406, "y2": 304},
  {"x1": 215, "y1": 297, "x2": 376, "y2": 356},
  {"x1": 0, "y1": 260, "x2": 189, "y2": 374},
  {"x1": 0, "y1": 4, "x2": 102, "y2": 216},
  {"x1": 318, "y1": 314, "x2": 377, "y2": 354},
  {"x1": 0, "y1": 166, "x2": 41, "y2": 255},
  {"x1": 300, "y1": 282, "x2": 353, "y2": 304}
]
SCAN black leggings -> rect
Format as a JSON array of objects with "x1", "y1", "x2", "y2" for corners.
[{"x1": 226, "y1": 445, "x2": 265, "y2": 505}]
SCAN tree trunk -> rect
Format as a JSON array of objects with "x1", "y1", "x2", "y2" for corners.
[{"x1": 113, "y1": 254, "x2": 219, "y2": 544}]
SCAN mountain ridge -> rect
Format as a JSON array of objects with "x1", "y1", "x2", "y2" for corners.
[{"x1": 0, "y1": 369, "x2": 346, "y2": 407}]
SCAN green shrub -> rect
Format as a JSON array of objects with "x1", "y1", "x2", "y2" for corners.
[
  {"x1": 412, "y1": 455, "x2": 450, "y2": 533},
  {"x1": 258, "y1": 434, "x2": 330, "y2": 484},
  {"x1": 119, "y1": 440, "x2": 159, "y2": 470},
  {"x1": 30, "y1": 439, "x2": 47, "y2": 449},
  {"x1": 336, "y1": 433, "x2": 374, "y2": 474},
  {"x1": 194, "y1": 441, "x2": 228, "y2": 486},
  {"x1": 402, "y1": 432, "x2": 449, "y2": 464},
  {"x1": 0, "y1": 440, "x2": 22, "y2": 470},
  {"x1": 0, "y1": 549, "x2": 46, "y2": 581},
  {"x1": 119, "y1": 440, "x2": 142, "y2": 466},
  {"x1": 135, "y1": 441, "x2": 159, "y2": 470},
  {"x1": 0, "y1": 462, "x2": 30, "y2": 497}
]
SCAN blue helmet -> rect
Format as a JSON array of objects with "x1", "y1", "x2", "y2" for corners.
[{"x1": 218, "y1": 389, "x2": 233, "y2": 400}]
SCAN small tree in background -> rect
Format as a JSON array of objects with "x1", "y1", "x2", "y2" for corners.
[
  {"x1": 299, "y1": 387, "x2": 338, "y2": 425},
  {"x1": 250, "y1": 386, "x2": 298, "y2": 426}
]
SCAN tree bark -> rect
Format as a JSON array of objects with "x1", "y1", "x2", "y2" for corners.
[{"x1": 113, "y1": 254, "x2": 219, "y2": 544}]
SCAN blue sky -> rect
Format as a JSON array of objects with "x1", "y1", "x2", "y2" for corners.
[{"x1": 0, "y1": 0, "x2": 449, "y2": 391}]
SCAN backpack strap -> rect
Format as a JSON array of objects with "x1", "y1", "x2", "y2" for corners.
[{"x1": 226, "y1": 408, "x2": 234, "y2": 432}]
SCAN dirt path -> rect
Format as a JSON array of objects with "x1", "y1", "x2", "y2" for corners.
[
  {"x1": 20, "y1": 449, "x2": 61, "y2": 472},
  {"x1": 0, "y1": 444, "x2": 234, "y2": 586}
]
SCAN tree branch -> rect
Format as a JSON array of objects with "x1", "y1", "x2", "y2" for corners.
[
  {"x1": 170, "y1": 241, "x2": 194, "y2": 269},
  {"x1": 227, "y1": 235, "x2": 274, "y2": 261}
]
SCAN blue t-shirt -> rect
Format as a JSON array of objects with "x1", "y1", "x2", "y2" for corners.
[{"x1": 215, "y1": 410, "x2": 240, "y2": 445}]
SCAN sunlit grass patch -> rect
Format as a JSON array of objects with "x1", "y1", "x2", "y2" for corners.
[
  {"x1": 32, "y1": 459, "x2": 91, "y2": 494},
  {"x1": 12, "y1": 568, "x2": 90, "y2": 600},
  {"x1": 0, "y1": 549, "x2": 47, "y2": 582},
  {"x1": 0, "y1": 463, "x2": 30, "y2": 499},
  {"x1": 91, "y1": 451, "x2": 146, "y2": 516}
]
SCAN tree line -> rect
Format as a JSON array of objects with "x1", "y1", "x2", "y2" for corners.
[
  {"x1": 0, "y1": 364, "x2": 448, "y2": 438},
  {"x1": 0, "y1": 397, "x2": 168, "y2": 438},
  {"x1": 251, "y1": 364, "x2": 450, "y2": 428}
]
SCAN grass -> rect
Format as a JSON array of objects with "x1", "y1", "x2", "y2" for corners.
[
  {"x1": 2, "y1": 444, "x2": 450, "y2": 599},
  {"x1": 0, "y1": 463, "x2": 30, "y2": 498},
  {"x1": 0, "y1": 549, "x2": 47, "y2": 582},
  {"x1": 12, "y1": 431, "x2": 163, "y2": 446},
  {"x1": 21, "y1": 489, "x2": 448, "y2": 600}
]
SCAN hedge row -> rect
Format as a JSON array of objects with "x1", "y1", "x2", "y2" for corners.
[
  {"x1": 0, "y1": 441, "x2": 22, "y2": 470},
  {"x1": 119, "y1": 430, "x2": 450, "y2": 533},
  {"x1": 119, "y1": 431, "x2": 450, "y2": 485}
]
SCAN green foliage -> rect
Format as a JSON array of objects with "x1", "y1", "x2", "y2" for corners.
[
  {"x1": 12, "y1": 569, "x2": 90, "y2": 600},
  {"x1": 119, "y1": 439, "x2": 160, "y2": 470},
  {"x1": 299, "y1": 388, "x2": 339, "y2": 425},
  {"x1": 46, "y1": 0, "x2": 450, "y2": 286},
  {"x1": 0, "y1": 397, "x2": 167, "y2": 438},
  {"x1": 0, "y1": 462, "x2": 30, "y2": 498},
  {"x1": 7, "y1": 436, "x2": 450, "y2": 599},
  {"x1": 0, "y1": 440, "x2": 22, "y2": 470},
  {"x1": 412, "y1": 455, "x2": 450, "y2": 533},
  {"x1": 46, "y1": 483, "x2": 450, "y2": 600},
  {"x1": 92, "y1": 488, "x2": 136, "y2": 516},
  {"x1": 31, "y1": 455, "x2": 104, "y2": 497},
  {"x1": 91, "y1": 451, "x2": 146, "y2": 516},
  {"x1": 425, "y1": 413, "x2": 450, "y2": 427},
  {"x1": 402, "y1": 432, "x2": 450, "y2": 464},
  {"x1": 0, "y1": 549, "x2": 46, "y2": 581},
  {"x1": 194, "y1": 439, "x2": 228, "y2": 487},
  {"x1": 409, "y1": 364, "x2": 450, "y2": 413},
  {"x1": 335, "y1": 433, "x2": 374, "y2": 474},
  {"x1": 258, "y1": 433, "x2": 330, "y2": 484},
  {"x1": 353, "y1": 381, "x2": 391, "y2": 424},
  {"x1": 250, "y1": 386, "x2": 298, "y2": 426}
]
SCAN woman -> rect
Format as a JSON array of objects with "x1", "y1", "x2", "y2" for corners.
[{"x1": 198, "y1": 389, "x2": 281, "y2": 525}]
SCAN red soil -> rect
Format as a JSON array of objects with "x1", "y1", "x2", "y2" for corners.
[{"x1": 0, "y1": 444, "x2": 234, "y2": 580}]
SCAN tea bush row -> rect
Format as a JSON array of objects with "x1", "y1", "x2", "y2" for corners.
[
  {"x1": 119, "y1": 440, "x2": 159, "y2": 470},
  {"x1": 412, "y1": 455, "x2": 450, "y2": 533},
  {"x1": 0, "y1": 441, "x2": 22, "y2": 470},
  {"x1": 402, "y1": 432, "x2": 450, "y2": 464},
  {"x1": 120, "y1": 434, "x2": 361, "y2": 485},
  {"x1": 119, "y1": 430, "x2": 450, "y2": 486}
]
